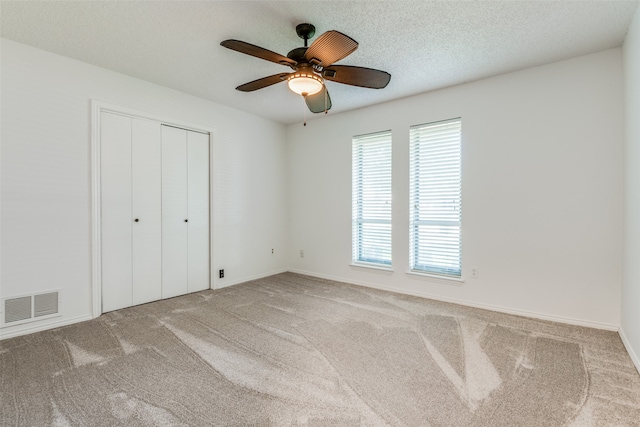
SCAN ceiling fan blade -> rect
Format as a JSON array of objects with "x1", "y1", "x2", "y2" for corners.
[
  {"x1": 322, "y1": 65, "x2": 391, "y2": 89},
  {"x1": 305, "y1": 86, "x2": 332, "y2": 113},
  {"x1": 236, "y1": 73, "x2": 291, "y2": 92},
  {"x1": 304, "y1": 31, "x2": 358, "y2": 68},
  {"x1": 221, "y1": 40, "x2": 296, "y2": 67}
]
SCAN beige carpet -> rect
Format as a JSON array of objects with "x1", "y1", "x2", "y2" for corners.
[{"x1": 1, "y1": 272, "x2": 639, "y2": 426}]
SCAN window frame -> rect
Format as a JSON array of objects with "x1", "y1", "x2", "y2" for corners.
[
  {"x1": 409, "y1": 118, "x2": 462, "y2": 278},
  {"x1": 352, "y1": 130, "x2": 393, "y2": 269}
]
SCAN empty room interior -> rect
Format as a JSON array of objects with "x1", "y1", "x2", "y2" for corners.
[{"x1": 2, "y1": 1, "x2": 640, "y2": 425}]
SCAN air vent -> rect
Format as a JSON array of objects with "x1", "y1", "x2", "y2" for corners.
[
  {"x1": 34, "y1": 292, "x2": 59, "y2": 317},
  {"x1": 5, "y1": 296, "x2": 32, "y2": 324},
  {"x1": 1, "y1": 291, "x2": 61, "y2": 328}
]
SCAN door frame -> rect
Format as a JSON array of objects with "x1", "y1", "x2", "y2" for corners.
[{"x1": 91, "y1": 101, "x2": 214, "y2": 318}]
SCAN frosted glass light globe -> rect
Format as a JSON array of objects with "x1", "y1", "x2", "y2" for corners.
[{"x1": 287, "y1": 72, "x2": 323, "y2": 96}]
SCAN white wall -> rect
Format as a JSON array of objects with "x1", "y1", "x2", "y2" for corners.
[
  {"x1": 287, "y1": 49, "x2": 624, "y2": 329},
  {"x1": 0, "y1": 39, "x2": 288, "y2": 339},
  {"x1": 0, "y1": 36, "x2": 629, "y2": 340},
  {"x1": 622, "y1": 6, "x2": 640, "y2": 371}
]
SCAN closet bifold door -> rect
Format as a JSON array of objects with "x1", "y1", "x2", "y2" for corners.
[
  {"x1": 187, "y1": 131, "x2": 210, "y2": 293},
  {"x1": 101, "y1": 112, "x2": 133, "y2": 312},
  {"x1": 131, "y1": 119, "x2": 162, "y2": 305},
  {"x1": 101, "y1": 113, "x2": 162, "y2": 312},
  {"x1": 161, "y1": 126, "x2": 189, "y2": 298},
  {"x1": 161, "y1": 126, "x2": 210, "y2": 298}
]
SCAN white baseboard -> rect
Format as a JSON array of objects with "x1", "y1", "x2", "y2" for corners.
[
  {"x1": 287, "y1": 268, "x2": 619, "y2": 332},
  {"x1": 0, "y1": 314, "x2": 94, "y2": 341},
  {"x1": 1, "y1": 268, "x2": 621, "y2": 341},
  {"x1": 214, "y1": 268, "x2": 289, "y2": 290},
  {"x1": 619, "y1": 327, "x2": 640, "y2": 375}
]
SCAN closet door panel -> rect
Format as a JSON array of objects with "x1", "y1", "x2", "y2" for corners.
[
  {"x1": 132, "y1": 119, "x2": 162, "y2": 305},
  {"x1": 161, "y1": 126, "x2": 188, "y2": 299},
  {"x1": 187, "y1": 131, "x2": 210, "y2": 292},
  {"x1": 101, "y1": 112, "x2": 133, "y2": 312}
]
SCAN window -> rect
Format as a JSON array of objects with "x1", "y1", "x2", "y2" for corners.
[
  {"x1": 352, "y1": 130, "x2": 392, "y2": 267},
  {"x1": 409, "y1": 118, "x2": 462, "y2": 277}
]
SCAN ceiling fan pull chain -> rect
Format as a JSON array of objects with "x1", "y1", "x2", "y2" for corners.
[{"x1": 303, "y1": 94, "x2": 308, "y2": 126}]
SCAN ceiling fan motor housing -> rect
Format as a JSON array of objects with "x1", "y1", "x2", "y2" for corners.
[{"x1": 287, "y1": 47, "x2": 308, "y2": 63}]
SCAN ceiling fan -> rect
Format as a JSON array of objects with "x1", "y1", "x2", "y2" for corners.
[{"x1": 220, "y1": 23, "x2": 391, "y2": 114}]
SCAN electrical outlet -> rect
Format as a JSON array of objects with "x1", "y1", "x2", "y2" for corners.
[
  {"x1": 219, "y1": 269, "x2": 224, "y2": 279},
  {"x1": 300, "y1": 250, "x2": 304, "y2": 258},
  {"x1": 471, "y1": 266, "x2": 478, "y2": 278}
]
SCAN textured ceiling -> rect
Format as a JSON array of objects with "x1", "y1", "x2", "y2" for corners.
[{"x1": 1, "y1": 1, "x2": 638, "y2": 125}]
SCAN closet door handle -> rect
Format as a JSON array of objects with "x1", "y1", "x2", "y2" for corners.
[
  {"x1": 184, "y1": 219, "x2": 188, "y2": 222},
  {"x1": 134, "y1": 218, "x2": 139, "y2": 222}
]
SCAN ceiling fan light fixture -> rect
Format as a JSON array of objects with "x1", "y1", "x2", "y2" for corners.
[
  {"x1": 221, "y1": 23, "x2": 390, "y2": 115},
  {"x1": 287, "y1": 72, "x2": 323, "y2": 96}
]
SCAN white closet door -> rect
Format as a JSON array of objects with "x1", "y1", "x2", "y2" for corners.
[
  {"x1": 132, "y1": 119, "x2": 162, "y2": 305},
  {"x1": 161, "y1": 126, "x2": 188, "y2": 299},
  {"x1": 101, "y1": 112, "x2": 133, "y2": 312},
  {"x1": 187, "y1": 131, "x2": 210, "y2": 292}
]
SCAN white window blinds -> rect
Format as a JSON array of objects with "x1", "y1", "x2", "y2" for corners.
[
  {"x1": 352, "y1": 130, "x2": 392, "y2": 267},
  {"x1": 410, "y1": 118, "x2": 462, "y2": 277}
]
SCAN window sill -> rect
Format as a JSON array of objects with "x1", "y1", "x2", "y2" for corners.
[
  {"x1": 406, "y1": 270, "x2": 464, "y2": 285},
  {"x1": 350, "y1": 262, "x2": 394, "y2": 274}
]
